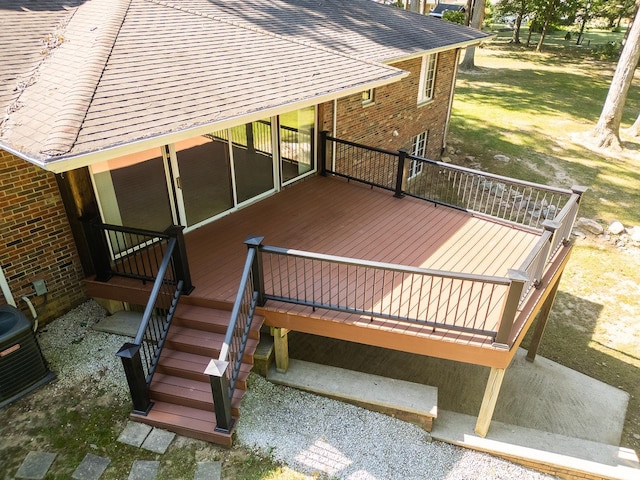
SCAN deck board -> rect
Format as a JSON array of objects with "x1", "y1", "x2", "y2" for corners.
[{"x1": 94, "y1": 175, "x2": 552, "y2": 367}]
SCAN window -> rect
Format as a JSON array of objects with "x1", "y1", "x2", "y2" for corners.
[
  {"x1": 409, "y1": 130, "x2": 429, "y2": 178},
  {"x1": 362, "y1": 88, "x2": 375, "y2": 105},
  {"x1": 417, "y1": 53, "x2": 437, "y2": 104}
]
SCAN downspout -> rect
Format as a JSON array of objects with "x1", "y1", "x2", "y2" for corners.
[
  {"x1": 442, "y1": 48, "x2": 461, "y2": 155},
  {"x1": 0, "y1": 265, "x2": 16, "y2": 307}
]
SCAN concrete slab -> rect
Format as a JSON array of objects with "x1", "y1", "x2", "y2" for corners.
[
  {"x1": 15, "y1": 451, "x2": 57, "y2": 479},
  {"x1": 72, "y1": 453, "x2": 110, "y2": 480},
  {"x1": 268, "y1": 359, "x2": 437, "y2": 418},
  {"x1": 194, "y1": 461, "x2": 222, "y2": 480},
  {"x1": 287, "y1": 333, "x2": 629, "y2": 446},
  {"x1": 141, "y1": 428, "x2": 175, "y2": 454},
  {"x1": 128, "y1": 460, "x2": 159, "y2": 480},
  {"x1": 117, "y1": 421, "x2": 152, "y2": 448},
  {"x1": 432, "y1": 410, "x2": 640, "y2": 480},
  {"x1": 92, "y1": 311, "x2": 142, "y2": 337}
]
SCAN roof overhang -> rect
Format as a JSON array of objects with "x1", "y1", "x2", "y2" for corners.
[
  {"x1": 3, "y1": 71, "x2": 408, "y2": 174},
  {"x1": 382, "y1": 37, "x2": 490, "y2": 65}
]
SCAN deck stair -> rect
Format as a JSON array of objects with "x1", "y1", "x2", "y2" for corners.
[{"x1": 130, "y1": 303, "x2": 264, "y2": 447}]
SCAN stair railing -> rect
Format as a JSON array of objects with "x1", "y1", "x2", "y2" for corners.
[
  {"x1": 206, "y1": 237, "x2": 262, "y2": 433},
  {"x1": 116, "y1": 237, "x2": 184, "y2": 415}
]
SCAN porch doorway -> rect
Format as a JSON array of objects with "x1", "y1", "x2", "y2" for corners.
[{"x1": 91, "y1": 107, "x2": 316, "y2": 235}]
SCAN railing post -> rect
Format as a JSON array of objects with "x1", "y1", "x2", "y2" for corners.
[
  {"x1": 493, "y1": 270, "x2": 528, "y2": 348},
  {"x1": 538, "y1": 219, "x2": 559, "y2": 281},
  {"x1": 394, "y1": 149, "x2": 408, "y2": 198},
  {"x1": 319, "y1": 130, "x2": 328, "y2": 176},
  {"x1": 165, "y1": 225, "x2": 194, "y2": 295},
  {"x1": 205, "y1": 359, "x2": 235, "y2": 433},
  {"x1": 116, "y1": 343, "x2": 152, "y2": 415},
  {"x1": 245, "y1": 235, "x2": 265, "y2": 306},
  {"x1": 80, "y1": 216, "x2": 112, "y2": 281}
]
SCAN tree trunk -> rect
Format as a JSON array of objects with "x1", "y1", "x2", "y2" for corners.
[
  {"x1": 526, "y1": 19, "x2": 534, "y2": 47},
  {"x1": 628, "y1": 113, "x2": 640, "y2": 137},
  {"x1": 591, "y1": 2, "x2": 640, "y2": 150},
  {"x1": 512, "y1": 13, "x2": 523, "y2": 44},
  {"x1": 460, "y1": 0, "x2": 486, "y2": 70},
  {"x1": 536, "y1": 0, "x2": 559, "y2": 53}
]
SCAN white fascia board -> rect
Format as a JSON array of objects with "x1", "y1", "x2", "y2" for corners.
[
  {"x1": 381, "y1": 37, "x2": 490, "y2": 65},
  {"x1": 19, "y1": 71, "x2": 408, "y2": 174}
]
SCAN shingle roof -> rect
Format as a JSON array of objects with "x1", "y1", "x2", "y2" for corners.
[{"x1": 0, "y1": 0, "x2": 488, "y2": 172}]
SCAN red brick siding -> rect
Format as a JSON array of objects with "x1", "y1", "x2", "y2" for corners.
[
  {"x1": 320, "y1": 49, "x2": 459, "y2": 159},
  {"x1": 0, "y1": 150, "x2": 86, "y2": 324}
]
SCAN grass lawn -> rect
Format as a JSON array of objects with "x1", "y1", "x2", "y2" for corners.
[{"x1": 450, "y1": 29, "x2": 640, "y2": 454}]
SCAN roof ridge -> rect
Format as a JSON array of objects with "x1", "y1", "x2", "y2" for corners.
[
  {"x1": 41, "y1": 0, "x2": 132, "y2": 157},
  {"x1": 148, "y1": 0, "x2": 404, "y2": 75}
]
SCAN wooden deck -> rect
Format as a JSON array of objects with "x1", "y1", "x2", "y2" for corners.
[
  {"x1": 170, "y1": 175, "x2": 556, "y2": 367},
  {"x1": 185, "y1": 175, "x2": 538, "y2": 300}
]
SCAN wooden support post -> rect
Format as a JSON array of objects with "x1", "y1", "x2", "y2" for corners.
[
  {"x1": 475, "y1": 367, "x2": 506, "y2": 438},
  {"x1": 526, "y1": 273, "x2": 562, "y2": 362},
  {"x1": 273, "y1": 327, "x2": 289, "y2": 373}
]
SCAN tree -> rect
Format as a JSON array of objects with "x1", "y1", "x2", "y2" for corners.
[
  {"x1": 628, "y1": 113, "x2": 640, "y2": 137},
  {"x1": 494, "y1": 0, "x2": 536, "y2": 44},
  {"x1": 591, "y1": 0, "x2": 640, "y2": 149},
  {"x1": 460, "y1": 0, "x2": 487, "y2": 70}
]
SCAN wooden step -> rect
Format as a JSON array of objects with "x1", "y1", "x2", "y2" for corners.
[
  {"x1": 130, "y1": 401, "x2": 235, "y2": 447},
  {"x1": 166, "y1": 325, "x2": 259, "y2": 361},
  {"x1": 156, "y1": 348, "x2": 253, "y2": 390},
  {"x1": 173, "y1": 304, "x2": 263, "y2": 339},
  {"x1": 149, "y1": 373, "x2": 243, "y2": 415}
]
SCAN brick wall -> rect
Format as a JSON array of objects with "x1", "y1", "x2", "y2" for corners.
[
  {"x1": 0, "y1": 150, "x2": 86, "y2": 324},
  {"x1": 320, "y1": 48, "x2": 459, "y2": 159}
]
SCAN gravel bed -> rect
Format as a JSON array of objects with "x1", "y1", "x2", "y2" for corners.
[{"x1": 39, "y1": 300, "x2": 557, "y2": 479}]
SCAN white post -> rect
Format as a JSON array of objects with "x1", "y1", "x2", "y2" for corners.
[{"x1": 0, "y1": 265, "x2": 16, "y2": 307}]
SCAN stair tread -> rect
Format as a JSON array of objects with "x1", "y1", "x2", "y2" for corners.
[
  {"x1": 150, "y1": 373, "x2": 245, "y2": 405},
  {"x1": 132, "y1": 401, "x2": 234, "y2": 446},
  {"x1": 159, "y1": 348, "x2": 254, "y2": 376}
]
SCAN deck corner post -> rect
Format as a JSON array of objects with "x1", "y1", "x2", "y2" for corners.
[
  {"x1": 571, "y1": 185, "x2": 588, "y2": 201},
  {"x1": 526, "y1": 273, "x2": 563, "y2": 363},
  {"x1": 394, "y1": 149, "x2": 408, "y2": 198},
  {"x1": 475, "y1": 367, "x2": 506, "y2": 438},
  {"x1": 205, "y1": 359, "x2": 234, "y2": 433},
  {"x1": 117, "y1": 342, "x2": 152, "y2": 415},
  {"x1": 245, "y1": 235, "x2": 266, "y2": 306},
  {"x1": 273, "y1": 327, "x2": 290, "y2": 373},
  {"x1": 494, "y1": 270, "x2": 528, "y2": 347},
  {"x1": 319, "y1": 130, "x2": 328, "y2": 176},
  {"x1": 80, "y1": 216, "x2": 112, "y2": 282},
  {"x1": 166, "y1": 224, "x2": 194, "y2": 295}
]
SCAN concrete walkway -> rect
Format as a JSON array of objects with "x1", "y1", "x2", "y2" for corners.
[{"x1": 282, "y1": 332, "x2": 639, "y2": 479}]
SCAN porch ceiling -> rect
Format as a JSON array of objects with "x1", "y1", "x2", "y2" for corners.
[{"x1": 184, "y1": 176, "x2": 540, "y2": 304}]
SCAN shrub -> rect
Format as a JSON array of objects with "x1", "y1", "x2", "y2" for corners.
[
  {"x1": 590, "y1": 41, "x2": 622, "y2": 61},
  {"x1": 443, "y1": 11, "x2": 466, "y2": 25}
]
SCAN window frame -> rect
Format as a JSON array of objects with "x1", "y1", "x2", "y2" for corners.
[
  {"x1": 361, "y1": 88, "x2": 375, "y2": 106},
  {"x1": 417, "y1": 53, "x2": 437, "y2": 104},
  {"x1": 409, "y1": 130, "x2": 429, "y2": 178}
]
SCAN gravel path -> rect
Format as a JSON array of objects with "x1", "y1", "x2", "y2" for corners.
[{"x1": 39, "y1": 301, "x2": 557, "y2": 479}]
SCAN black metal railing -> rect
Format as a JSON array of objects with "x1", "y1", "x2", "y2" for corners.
[
  {"x1": 321, "y1": 132, "x2": 584, "y2": 234},
  {"x1": 207, "y1": 237, "x2": 262, "y2": 433},
  {"x1": 116, "y1": 237, "x2": 184, "y2": 414},
  {"x1": 81, "y1": 219, "x2": 193, "y2": 294}
]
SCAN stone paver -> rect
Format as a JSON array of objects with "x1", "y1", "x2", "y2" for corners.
[
  {"x1": 194, "y1": 461, "x2": 222, "y2": 480},
  {"x1": 117, "y1": 421, "x2": 152, "y2": 448},
  {"x1": 141, "y1": 428, "x2": 175, "y2": 454},
  {"x1": 72, "y1": 453, "x2": 110, "y2": 480},
  {"x1": 128, "y1": 460, "x2": 159, "y2": 480},
  {"x1": 15, "y1": 451, "x2": 57, "y2": 479}
]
